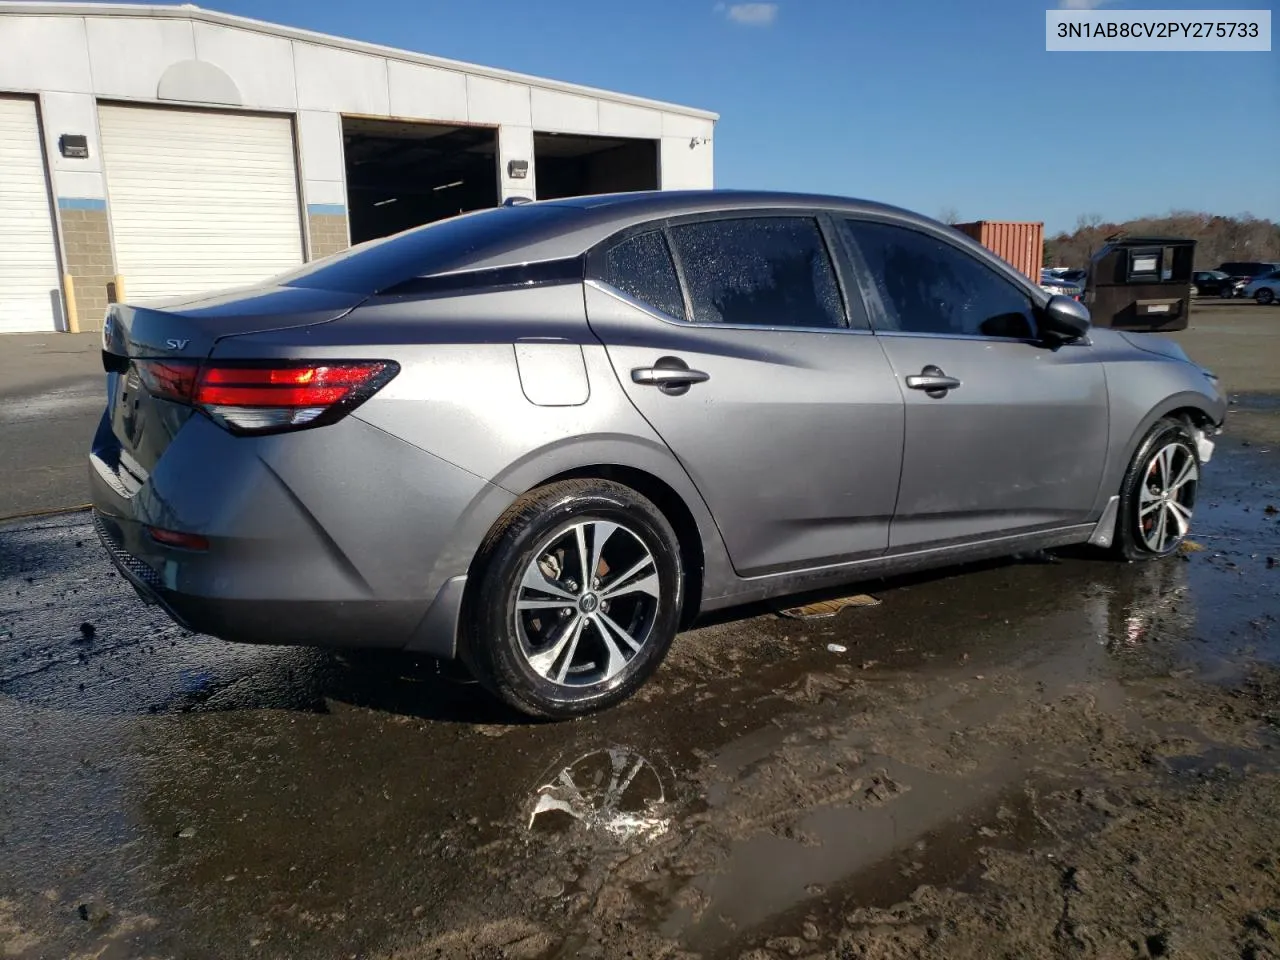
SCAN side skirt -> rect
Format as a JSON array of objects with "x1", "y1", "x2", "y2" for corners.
[{"x1": 700, "y1": 523, "x2": 1097, "y2": 614}]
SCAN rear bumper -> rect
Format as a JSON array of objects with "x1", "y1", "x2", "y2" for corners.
[
  {"x1": 92, "y1": 508, "x2": 463, "y2": 650},
  {"x1": 87, "y1": 409, "x2": 509, "y2": 657}
]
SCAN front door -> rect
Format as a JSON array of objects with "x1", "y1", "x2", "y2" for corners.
[
  {"x1": 586, "y1": 215, "x2": 905, "y2": 577},
  {"x1": 839, "y1": 217, "x2": 1109, "y2": 551}
]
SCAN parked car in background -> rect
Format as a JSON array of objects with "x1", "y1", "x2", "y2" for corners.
[
  {"x1": 1041, "y1": 268, "x2": 1087, "y2": 301},
  {"x1": 1242, "y1": 269, "x2": 1280, "y2": 305},
  {"x1": 1217, "y1": 261, "x2": 1280, "y2": 295},
  {"x1": 89, "y1": 190, "x2": 1226, "y2": 717},
  {"x1": 1040, "y1": 277, "x2": 1084, "y2": 301},
  {"x1": 1190, "y1": 270, "x2": 1236, "y2": 298}
]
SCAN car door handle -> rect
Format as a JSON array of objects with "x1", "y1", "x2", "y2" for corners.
[
  {"x1": 905, "y1": 366, "x2": 961, "y2": 398},
  {"x1": 632, "y1": 357, "x2": 710, "y2": 396}
]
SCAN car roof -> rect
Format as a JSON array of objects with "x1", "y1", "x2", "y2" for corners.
[
  {"x1": 279, "y1": 189, "x2": 1041, "y2": 297},
  {"x1": 455, "y1": 190, "x2": 967, "y2": 272},
  {"x1": 540, "y1": 188, "x2": 914, "y2": 218}
]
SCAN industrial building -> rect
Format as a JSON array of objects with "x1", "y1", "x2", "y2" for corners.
[{"x1": 0, "y1": 3, "x2": 717, "y2": 334}]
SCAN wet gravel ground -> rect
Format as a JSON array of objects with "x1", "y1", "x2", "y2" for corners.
[{"x1": 2, "y1": 377, "x2": 1279, "y2": 955}]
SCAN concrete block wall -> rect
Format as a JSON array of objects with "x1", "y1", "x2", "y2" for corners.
[
  {"x1": 58, "y1": 201, "x2": 114, "y2": 327},
  {"x1": 307, "y1": 209, "x2": 350, "y2": 259}
]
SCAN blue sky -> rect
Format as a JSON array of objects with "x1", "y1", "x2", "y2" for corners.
[{"x1": 173, "y1": 0, "x2": 1275, "y2": 234}]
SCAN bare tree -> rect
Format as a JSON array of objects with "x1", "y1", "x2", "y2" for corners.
[
  {"x1": 937, "y1": 206, "x2": 960, "y2": 226},
  {"x1": 1049, "y1": 211, "x2": 1279, "y2": 269}
]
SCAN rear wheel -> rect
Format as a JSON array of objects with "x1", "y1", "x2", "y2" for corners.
[
  {"x1": 461, "y1": 479, "x2": 683, "y2": 718},
  {"x1": 1114, "y1": 418, "x2": 1200, "y2": 561},
  {"x1": 1257, "y1": 288, "x2": 1276, "y2": 305}
]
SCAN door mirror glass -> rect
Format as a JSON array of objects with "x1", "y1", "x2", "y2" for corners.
[{"x1": 1042, "y1": 295, "x2": 1091, "y2": 342}]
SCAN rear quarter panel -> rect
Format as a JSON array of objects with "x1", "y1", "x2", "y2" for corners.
[{"x1": 215, "y1": 284, "x2": 738, "y2": 606}]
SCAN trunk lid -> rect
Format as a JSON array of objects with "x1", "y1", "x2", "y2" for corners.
[
  {"x1": 101, "y1": 283, "x2": 365, "y2": 362},
  {"x1": 97, "y1": 284, "x2": 365, "y2": 481}
]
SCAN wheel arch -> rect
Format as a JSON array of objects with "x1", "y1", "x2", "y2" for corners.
[
  {"x1": 534, "y1": 463, "x2": 706, "y2": 629},
  {"x1": 481, "y1": 436, "x2": 737, "y2": 628},
  {"x1": 1123, "y1": 394, "x2": 1221, "y2": 459}
]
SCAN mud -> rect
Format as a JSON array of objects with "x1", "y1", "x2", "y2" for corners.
[{"x1": 2, "y1": 394, "x2": 1279, "y2": 955}]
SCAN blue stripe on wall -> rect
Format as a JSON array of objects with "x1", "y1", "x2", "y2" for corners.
[
  {"x1": 58, "y1": 197, "x2": 107, "y2": 211},
  {"x1": 307, "y1": 203, "x2": 347, "y2": 216}
]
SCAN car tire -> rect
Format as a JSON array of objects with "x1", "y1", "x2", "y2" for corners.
[
  {"x1": 1219, "y1": 286, "x2": 1234, "y2": 299},
  {"x1": 1257, "y1": 288, "x2": 1276, "y2": 305},
  {"x1": 461, "y1": 479, "x2": 683, "y2": 719},
  {"x1": 1114, "y1": 418, "x2": 1201, "y2": 562}
]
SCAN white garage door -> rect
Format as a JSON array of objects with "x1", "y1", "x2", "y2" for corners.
[
  {"x1": 0, "y1": 96, "x2": 62, "y2": 333},
  {"x1": 98, "y1": 104, "x2": 304, "y2": 302}
]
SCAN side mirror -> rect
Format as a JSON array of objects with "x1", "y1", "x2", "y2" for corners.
[{"x1": 1042, "y1": 295, "x2": 1091, "y2": 342}]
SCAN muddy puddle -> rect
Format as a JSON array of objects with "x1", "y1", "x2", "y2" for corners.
[{"x1": 1, "y1": 404, "x2": 1277, "y2": 960}]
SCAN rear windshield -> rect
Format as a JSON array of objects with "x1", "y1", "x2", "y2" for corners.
[{"x1": 274, "y1": 205, "x2": 582, "y2": 294}]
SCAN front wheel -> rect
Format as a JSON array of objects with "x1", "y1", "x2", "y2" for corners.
[
  {"x1": 1219, "y1": 285, "x2": 1234, "y2": 299},
  {"x1": 1257, "y1": 288, "x2": 1276, "y2": 306},
  {"x1": 461, "y1": 479, "x2": 683, "y2": 719},
  {"x1": 1114, "y1": 418, "x2": 1201, "y2": 561}
]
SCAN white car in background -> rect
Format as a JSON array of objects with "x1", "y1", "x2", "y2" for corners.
[{"x1": 1242, "y1": 269, "x2": 1280, "y2": 305}]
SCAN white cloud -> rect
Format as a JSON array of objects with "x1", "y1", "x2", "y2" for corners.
[
  {"x1": 1058, "y1": 0, "x2": 1116, "y2": 9},
  {"x1": 718, "y1": 2, "x2": 778, "y2": 26}
]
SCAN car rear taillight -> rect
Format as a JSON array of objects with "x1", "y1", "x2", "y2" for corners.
[{"x1": 134, "y1": 360, "x2": 398, "y2": 435}]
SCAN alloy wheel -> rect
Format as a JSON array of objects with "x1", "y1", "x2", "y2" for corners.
[
  {"x1": 1138, "y1": 442, "x2": 1198, "y2": 553},
  {"x1": 514, "y1": 520, "x2": 661, "y2": 687}
]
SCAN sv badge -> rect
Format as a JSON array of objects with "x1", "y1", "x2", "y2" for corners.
[{"x1": 166, "y1": 338, "x2": 190, "y2": 350}]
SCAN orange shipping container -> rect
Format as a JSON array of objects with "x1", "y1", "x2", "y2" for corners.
[{"x1": 952, "y1": 220, "x2": 1044, "y2": 283}]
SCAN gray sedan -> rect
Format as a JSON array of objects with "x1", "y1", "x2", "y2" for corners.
[{"x1": 90, "y1": 191, "x2": 1225, "y2": 717}]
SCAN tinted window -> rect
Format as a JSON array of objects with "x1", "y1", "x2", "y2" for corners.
[
  {"x1": 601, "y1": 231, "x2": 686, "y2": 320},
  {"x1": 842, "y1": 220, "x2": 1036, "y2": 339},
  {"x1": 667, "y1": 217, "x2": 845, "y2": 329}
]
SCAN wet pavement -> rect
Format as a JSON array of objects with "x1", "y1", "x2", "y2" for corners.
[{"x1": 2, "y1": 403, "x2": 1279, "y2": 959}]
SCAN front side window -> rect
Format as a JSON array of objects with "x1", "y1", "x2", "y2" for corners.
[
  {"x1": 601, "y1": 231, "x2": 686, "y2": 321},
  {"x1": 666, "y1": 217, "x2": 845, "y2": 329},
  {"x1": 842, "y1": 219, "x2": 1037, "y2": 339}
]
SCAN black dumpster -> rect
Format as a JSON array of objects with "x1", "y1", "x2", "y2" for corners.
[{"x1": 1084, "y1": 236, "x2": 1195, "y2": 332}]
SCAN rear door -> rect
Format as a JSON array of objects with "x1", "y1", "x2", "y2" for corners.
[
  {"x1": 586, "y1": 213, "x2": 904, "y2": 577},
  {"x1": 839, "y1": 217, "x2": 1109, "y2": 551}
]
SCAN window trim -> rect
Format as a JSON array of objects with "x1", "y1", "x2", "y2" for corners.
[
  {"x1": 837, "y1": 213, "x2": 1050, "y2": 345},
  {"x1": 587, "y1": 209, "x2": 872, "y2": 335}
]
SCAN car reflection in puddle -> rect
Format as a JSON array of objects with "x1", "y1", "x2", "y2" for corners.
[{"x1": 528, "y1": 747, "x2": 672, "y2": 842}]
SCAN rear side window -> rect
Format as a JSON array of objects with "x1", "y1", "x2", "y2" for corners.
[
  {"x1": 273, "y1": 205, "x2": 580, "y2": 294},
  {"x1": 601, "y1": 231, "x2": 686, "y2": 321},
  {"x1": 667, "y1": 217, "x2": 845, "y2": 329}
]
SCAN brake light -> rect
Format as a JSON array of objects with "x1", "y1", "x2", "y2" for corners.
[{"x1": 133, "y1": 360, "x2": 398, "y2": 435}]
